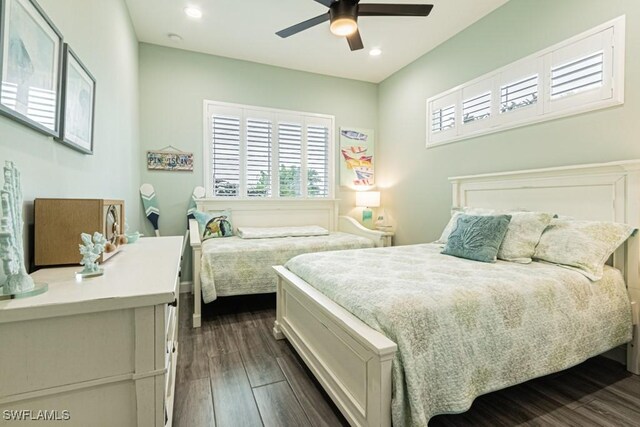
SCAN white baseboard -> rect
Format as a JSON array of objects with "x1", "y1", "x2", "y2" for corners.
[{"x1": 179, "y1": 281, "x2": 193, "y2": 294}]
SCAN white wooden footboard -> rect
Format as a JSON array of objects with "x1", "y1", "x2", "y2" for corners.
[
  {"x1": 273, "y1": 266, "x2": 397, "y2": 427},
  {"x1": 338, "y1": 216, "x2": 386, "y2": 247}
]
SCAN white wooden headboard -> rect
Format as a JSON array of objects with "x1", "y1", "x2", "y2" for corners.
[
  {"x1": 195, "y1": 199, "x2": 340, "y2": 231},
  {"x1": 450, "y1": 160, "x2": 640, "y2": 373}
]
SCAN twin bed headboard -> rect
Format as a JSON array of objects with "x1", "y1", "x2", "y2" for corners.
[{"x1": 196, "y1": 199, "x2": 340, "y2": 231}]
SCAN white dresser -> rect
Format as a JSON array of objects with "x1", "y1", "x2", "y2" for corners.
[{"x1": 0, "y1": 237, "x2": 182, "y2": 427}]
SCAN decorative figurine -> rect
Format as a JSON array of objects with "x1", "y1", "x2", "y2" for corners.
[
  {"x1": 77, "y1": 232, "x2": 107, "y2": 278},
  {"x1": 124, "y1": 221, "x2": 143, "y2": 244},
  {"x1": 0, "y1": 161, "x2": 47, "y2": 299}
]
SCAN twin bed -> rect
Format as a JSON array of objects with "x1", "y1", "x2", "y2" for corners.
[
  {"x1": 191, "y1": 161, "x2": 640, "y2": 427},
  {"x1": 189, "y1": 199, "x2": 385, "y2": 327}
]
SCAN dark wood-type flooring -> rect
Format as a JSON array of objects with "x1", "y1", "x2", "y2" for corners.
[{"x1": 174, "y1": 293, "x2": 640, "y2": 426}]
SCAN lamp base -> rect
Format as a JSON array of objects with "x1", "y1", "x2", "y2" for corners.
[{"x1": 362, "y1": 208, "x2": 374, "y2": 229}]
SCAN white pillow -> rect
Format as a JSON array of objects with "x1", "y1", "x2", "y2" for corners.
[{"x1": 533, "y1": 219, "x2": 635, "y2": 280}]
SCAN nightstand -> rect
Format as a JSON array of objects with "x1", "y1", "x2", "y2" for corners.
[{"x1": 377, "y1": 229, "x2": 395, "y2": 247}]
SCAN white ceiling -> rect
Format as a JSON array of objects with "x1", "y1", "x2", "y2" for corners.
[{"x1": 125, "y1": 0, "x2": 508, "y2": 83}]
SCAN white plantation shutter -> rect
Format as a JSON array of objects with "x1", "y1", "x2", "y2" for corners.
[
  {"x1": 306, "y1": 121, "x2": 330, "y2": 198},
  {"x1": 460, "y1": 77, "x2": 495, "y2": 136},
  {"x1": 278, "y1": 121, "x2": 303, "y2": 197},
  {"x1": 211, "y1": 113, "x2": 241, "y2": 197},
  {"x1": 462, "y1": 91, "x2": 492, "y2": 124},
  {"x1": 545, "y1": 26, "x2": 614, "y2": 114},
  {"x1": 246, "y1": 116, "x2": 272, "y2": 197},
  {"x1": 501, "y1": 74, "x2": 538, "y2": 113},
  {"x1": 427, "y1": 91, "x2": 459, "y2": 145},
  {"x1": 431, "y1": 105, "x2": 455, "y2": 133},
  {"x1": 494, "y1": 54, "x2": 544, "y2": 125},
  {"x1": 551, "y1": 52, "x2": 604, "y2": 98},
  {"x1": 205, "y1": 102, "x2": 334, "y2": 198}
]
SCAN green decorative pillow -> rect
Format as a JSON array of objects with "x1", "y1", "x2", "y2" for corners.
[
  {"x1": 442, "y1": 214, "x2": 512, "y2": 263},
  {"x1": 436, "y1": 207, "x2": 496, "y2": 244},
  {"x1": 533, "y1": 219, "x2": 635, "y2": 280},
  {"x1": 193, "y1": 209, "x2": 234, "y2": 242}
]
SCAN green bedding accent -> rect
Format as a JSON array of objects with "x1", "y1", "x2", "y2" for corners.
[{"x1": 285, "y1": 244, "x2": 632, "y2": 426}]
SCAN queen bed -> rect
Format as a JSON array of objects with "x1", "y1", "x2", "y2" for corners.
[{"x1": 273, "y1": 160, "x2": 640, "y2": 427}]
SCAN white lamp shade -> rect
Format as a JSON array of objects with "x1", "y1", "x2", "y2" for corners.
[{"x1": 355, "y1": 191, "x2": 380, "y2": 208}]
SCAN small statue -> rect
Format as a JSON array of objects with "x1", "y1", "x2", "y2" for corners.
[
  {"x1": 0, "y1": 161, "x2": 35, "y2": 295},
  {"x1": 78, "y1": 232, "x2": 107, "y2": 277}
]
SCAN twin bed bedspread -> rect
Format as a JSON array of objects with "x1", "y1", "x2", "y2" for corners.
[
  {"x1": 285, "y1": 243, "x2": 633, "y2": 426},
  {"x1": 200, "y1": 232, "x2": 374, "y2": 303}
]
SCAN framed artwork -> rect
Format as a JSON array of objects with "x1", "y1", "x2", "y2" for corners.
[
  {"x1": 147, "y1": 147, "x2": 194, "y2": 171},
  {"x1": 0, "y1": 0, "x2": 63, "y2": 137},
  {"x1": 57, "y1": 44, "x2": 96, "y2": 154},
  {"x1": 339, "y1": 127, "x2": 375, "y2": 187}
]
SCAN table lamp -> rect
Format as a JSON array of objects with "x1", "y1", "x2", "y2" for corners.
[{"x1": 355, "y1": 191, "x2": 380, "y2": 228}]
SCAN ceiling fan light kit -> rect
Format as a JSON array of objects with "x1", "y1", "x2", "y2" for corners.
[
  {"x1": 329, "y1": 1, "x2": 358, "y2": 36},
  {"x1": 276, "y1": 0, "x2": 433, "y2": 52}
]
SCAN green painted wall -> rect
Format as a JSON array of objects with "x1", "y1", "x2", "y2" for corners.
[
  {"x1": 0, "y1": 0, "x2": 140, "y2": 272},
  {"x1": 377, "y1": 0, "x2": 640, "y2": 245},
  {"x1": 138, "y1": 43, "x2": 378, "y2": 281}
]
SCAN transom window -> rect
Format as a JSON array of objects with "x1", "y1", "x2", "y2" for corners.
[
  {"x1": 205, "y1": 101, "x2": 334, "y2": 199},
  {"x1": 426, "y1": 16, "x2": 624, "y2": 147}
]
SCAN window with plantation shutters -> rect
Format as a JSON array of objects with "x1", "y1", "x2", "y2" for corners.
[
  {"x1": 426, "y1": 16, "x2": 624, "y2": 147},
  {"x1": 205, "y1": 101, "x2": 334, "y2": 199}
]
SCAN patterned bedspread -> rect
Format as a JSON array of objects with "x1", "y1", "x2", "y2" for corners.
[
  {"x1": 285, "y1": 244, "x2": 633, "y2": 426},
  {"x1": 200, "y1": 232, "x2": 374, "y2": 303}
]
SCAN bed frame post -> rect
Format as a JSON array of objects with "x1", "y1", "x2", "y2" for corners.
[
  {"x1": 273, "y1": 276, "x2": 285, "y2": 340},
  {"x1": 189, "y1": 219, "x2": 202, "y2": 328},
  {"x1": 623, "y1": 168, "x2": 640, "y2": 374}
]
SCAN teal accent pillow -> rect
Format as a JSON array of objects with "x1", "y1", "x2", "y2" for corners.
[
  {"x1": 193, "y1": 210, "x2": 234, "y2": 242},
  {"x1": 442, "y1": 214, "x2": 512, "y2": 263}
]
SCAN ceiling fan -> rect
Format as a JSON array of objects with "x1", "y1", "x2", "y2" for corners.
[{"x1": 276, "y1": 0, "x2": 434, "y2": 51}]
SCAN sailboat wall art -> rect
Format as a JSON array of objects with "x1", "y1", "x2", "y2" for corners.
[{"x1": 339, "y1": 127, "x2": 375, "y2": 187}]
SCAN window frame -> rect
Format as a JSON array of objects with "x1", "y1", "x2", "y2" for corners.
[
  {"x1": 426, "y1": 15, "x2": 625, "y2": 148},
  {"x1": 203, "y1": 100, "x2": 336, "y2": 200}
]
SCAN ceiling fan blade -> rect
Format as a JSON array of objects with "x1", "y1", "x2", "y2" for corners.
[
  {"x1": 276, "y1": 13, "x2": 330, "y2": 38},
  {"x1": 358, "y1": 4, "x2": 433, "y2": 17},
  {"x1": 347, "y1": 29, "x2": 364, "y2": 51},
  {"x1": 313, "y1": 0, "x2": 335, "y2": 6}
]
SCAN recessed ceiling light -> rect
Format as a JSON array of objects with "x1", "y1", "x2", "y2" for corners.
[
  {"x1": 168, "y1": 33, "x2": 183, "y2": 41},
  {"x1": 369, "y1": 48, "x2": 382, "y2": 57},
  {"x1": 184, "y1": 7, "x2": 202, "y2": 19}
]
